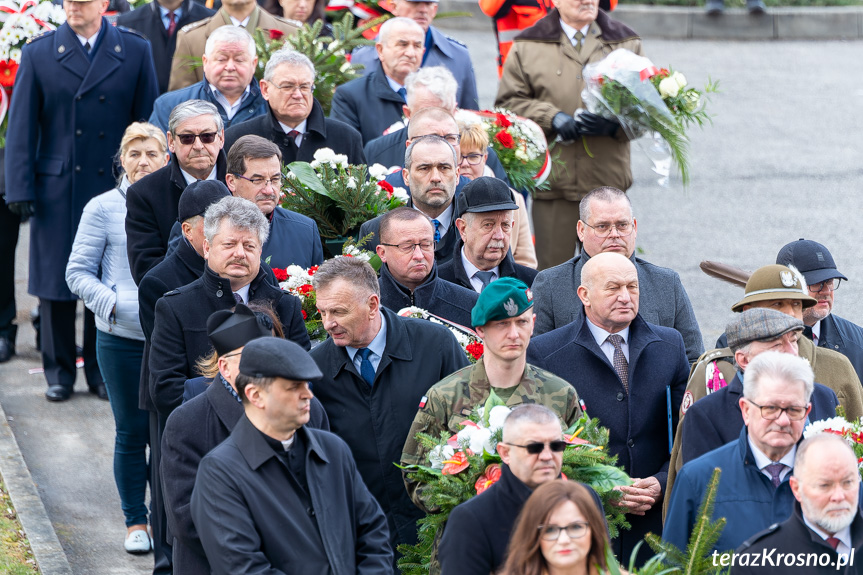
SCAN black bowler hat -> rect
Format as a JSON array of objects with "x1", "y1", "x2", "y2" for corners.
[
  {"x1": 178, "y1": 180, "x2": 231, "y2": 222},
  {"x1": 456, "y1": 177, "x2": 518, "y2": 218},
  {"x1": 207, "y1": 304, "x2": 271, "y2": 355},
  {"x1": 776, "y1": 239, "x2": 847, "y2": 286},
  {"x1": 239, "y1": 337, "x2": 323, "y2": 381}
]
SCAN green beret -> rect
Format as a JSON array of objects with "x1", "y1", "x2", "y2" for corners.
[{"x1": 471, "y1": 277, "x2": 534, "y2": 328}]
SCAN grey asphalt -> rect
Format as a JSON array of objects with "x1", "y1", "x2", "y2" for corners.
[{"x1": 1, "y1": 16, "x2": 863, "y2": 575}]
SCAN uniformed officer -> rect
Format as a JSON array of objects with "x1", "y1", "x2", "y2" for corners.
[
  {"x1": 191, "y1": 337, "x2": 392, "y2": 574},
  {"x1": 5, "y1": 0, "x2": 158, "y2": 402},
  {"x1": 400, "y1": 276, "x2": 582, "y2": 510}
]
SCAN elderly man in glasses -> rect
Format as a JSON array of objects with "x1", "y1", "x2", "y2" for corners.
[
  {"x1": 224, "y1": 135, "x2": 323, "y2": 269},
  {"x1": 664, "y1": 351, "x2": 837, "y2": 555},
  {"x1": 376, "y1": 205, "x2": 478, "y2": 328}
]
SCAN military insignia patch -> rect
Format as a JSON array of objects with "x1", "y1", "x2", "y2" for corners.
[
  {"x1": 525, "y1": 288, "x2": 533, "y2": 302},
  {"x1": 780, "y1": 270, "x2": 795, "y2": 287},
  {"x1": 418, "y1": 396, "x2": 428, "y2": 409},
  {"x1": 503, "y1": 298, "x2": 518, "y2": 317},
  {"x1": 681, "y1": 390, "x2": 694, "y2": 414}
]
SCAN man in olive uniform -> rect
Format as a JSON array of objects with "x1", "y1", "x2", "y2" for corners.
[{"x1": 400, "y1": 277, "x2": 582, "y2": 511}]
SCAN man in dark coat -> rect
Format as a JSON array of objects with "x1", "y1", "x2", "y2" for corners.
[
  {"x1": 775, "y1": 239, "x2": 863, "y2": 385},
  {"x1": 191, "y1": 337, "x2": 392, "y2": 574},
  {"x1": 126, "y1": 99, "x2": 228, "y2": 284},
  {"x1": 376, "y1": 207, "x2": 478, "y2": 327},
  {"x1": 310, "y1": 256, "x2": 469, "y2": 558},
  {"x1": 438, "y1": 405, "x2": 605, "y2": 575},
  {"x1": 116, "y1": 0, "x2": 214, "y2": 94},
  {"x1": 330, "y1": 17, "x2": 424, "y2": 145},
  {"x1": 224, "y1": 50, "x2": 364, "y2": 165},
  {"x1": 527, "y1": 252, "x2": 689, "y2": 566},
  {"x1": 0, "y1": 150, "x2": 20, "y2": 363},
  {"x1": 734, "y1": 434, "x2": 863, "y2": 575},
  {"x1": 5, "y1": 0, "x2": 158, "y2": 401},
  {"x1": 531, "y1": 186, "x2": 704, "y2": 363},
  {"x1": 438, "y1": 177, "x2": 537, "y2": 292},
  {"x1": 149, "y1": 196, "x2": 309, "y2": 423},
  {"x1": 162, "y1": 305, "x2": 329, "y2": 575}
]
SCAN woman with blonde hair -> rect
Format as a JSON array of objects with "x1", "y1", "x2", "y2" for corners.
[
  {"x1": 503, "y1": 480, "x2": 610, "y2": 575},
  {"x1": 66, "y1": 121, "x2": 169, "y2": 553}
]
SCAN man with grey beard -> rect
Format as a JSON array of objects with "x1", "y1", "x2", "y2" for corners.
[{"x1": 733, "y1": 433, "x2": 863, "y2": 574}]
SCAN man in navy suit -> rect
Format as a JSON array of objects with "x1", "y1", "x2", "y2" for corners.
[
  {"x1": 527, "y1": 251, "x2": 689, "y2": 566},
  {"x1": 5, "y1": 0, "x2": 158, "y2": 402}
]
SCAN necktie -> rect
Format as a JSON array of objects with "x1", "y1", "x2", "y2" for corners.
[
  {"x1": 167, "y1": 11, "x2": 177, "y2": 36},
  {"x1": 827, "y1": 537, "x2": 841, "y2": 551},
  {"x1": 431, "y1": 219, "x2": 441, "y2": 242},
  {"x1": 573, "y1": 31, "x2": 584, "y2": 52},
  {"x1": 397, "y1": 87, "x2": 407, "y2": 102},
  {"x1": 286, "y1": 129, "x2": 300, "y2": 153},
  {"x1": 802, "y1": 325, "x2": 814, "y2": 341},
  {"x1": 606, "y1": 334, "x2": 628, "y2": 394},
  {"x1": 83, "y1": 41, "x2": 91, "y2": 53},
  {"x1": 357, "y1": 348, "x2": 375, "y2": 386},
  {"x1": 764, "y1": 462, "x2": 785, "y2": 488},
  {"x1": 474, "y1": 271, "x2": 495, "y2": 291},
  {"x1": 233, "y1": 292, "x2": 243, "y2": 304}
]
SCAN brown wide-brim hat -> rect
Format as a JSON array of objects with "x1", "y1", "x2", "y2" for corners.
[{"x1": 730, "y1": 264, "x2": 817, "y2": 313}]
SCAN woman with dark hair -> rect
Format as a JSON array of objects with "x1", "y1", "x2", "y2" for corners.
[
  {"x1": 262, "y1": 0, "x2": 333, "y2": 37},
  {"x1": 503, "y1": 480, "x2": 610, "y2": 575}
]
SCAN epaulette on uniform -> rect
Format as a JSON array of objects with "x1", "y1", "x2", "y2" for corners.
[
  {"x1": 27, "y1": 29, "x2": 54, "y2": 44},
  {"x1": 444, "y1": 34, "x2": 467, "y2": 48},
  {"x1": 737, "y1": 523, "x2": 781, "y2": 551},
  {"x1": 697, "y1": 347, "x2": 733, "y2": 364},
  {"x1": 178, "y1": 18, "x2": 209, "y2": 35},
  {"x1": 116, "y1": 26, "x2": 148, "y2": 40}
]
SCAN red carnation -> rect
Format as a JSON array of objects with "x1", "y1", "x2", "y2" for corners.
[
  {"x1": 377, "y1": 180, "x2": 394, "y2": 197},
  {"x1": 298, "y1": 284, "x2": 314, "y2": 295},
  {"x1": 0, "y1": 60, "x2": 18, "y2": 89},
  {"x1": 494, "y1": 130, "x2": 514, "y2": 149},
  {"x1": 466, "y1": 342, "x2": 484, "y2": 360},
  {"x1": 494, "y1": 113, "x2": 511, "y2": 128},
  {"x1": 301, "y1": 309, "x2": 307, "y2": 320},
  {"x1": 272, "y1": 267, "x2": 288, "y2": 281},
  {"x1": 308, "y1": 265, "x2": 319, "y2": 275},
  {"x1": 269, "y1": 29, "x2": 284, "y2": 41}
]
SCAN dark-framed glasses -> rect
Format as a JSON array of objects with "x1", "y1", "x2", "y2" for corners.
[
  {"x1": 538, "y1": 521, "x2": 590, "y2": 541},
  {"x1": 581, "y1": 220, "x2": 634, "y2": 238},
  {"x1": 746, "y1": 400, "x2": 809, "y2": 421},
  {"x1": 232, "y1": 173, "x2": 283, "y2": 188},
  {"x1": 275, "y1": 83, "x2": 314, "y2": 94},
  {"x1": 411, "y1": 133, "x2": 461, "y2": 146},
  {"x1": 175, "y1": 132, "x2": 218, "y2": 145},
  {"x1": 459, "y1": 153, "x2": 484, "y2": 166},
  {"x1": 809, "y1": 278, "x2": 842, "y2": 293},
  {"x1": 506, "y1": 440, "x2": 567, "y2": 454},
  {"x1": 380, "y1": 241, "x2": 435, "y2": 254}
]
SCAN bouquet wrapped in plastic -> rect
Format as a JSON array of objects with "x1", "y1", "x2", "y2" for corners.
[{"x1": 581, "y1": 48, "x2": 716, "y2": 186}]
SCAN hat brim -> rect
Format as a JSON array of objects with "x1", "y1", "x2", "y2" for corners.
[
  {"x1": 799, "y1": 268, "x2": 848, "y2": 286},
  {"x1": 729, "y1": 325, "x2": 804, "y2": 351},
  {"x1": 463, "y1": 201, "x2": 519, "y2": 213},
  {"x1": 731, "y1": 291, "x2": 818, "y2": 313}
]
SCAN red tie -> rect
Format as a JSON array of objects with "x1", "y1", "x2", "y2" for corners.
[
  {"x1": 827, "y1": 537, "x2": 840, "y2": 551},
  {"x1": 167, "y1": 11, "x2": 177, "y2": 37}
]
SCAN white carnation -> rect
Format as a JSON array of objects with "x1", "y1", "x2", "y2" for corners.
[
  {"x1": 368, "y1": 163, "x2": 389, "y2": 180},
  {"x1": 392, "y1": 187, "x2": 409, "y2": 202},
  {"x1": 803, "y1": 417, "x2": 852, "y2": 439},
  {"x1": 313, "y1": 147, "x2": 336, "y2": 163},
  {"x1": 488, "y1": 405, "x2": 511, "y2": 433}
]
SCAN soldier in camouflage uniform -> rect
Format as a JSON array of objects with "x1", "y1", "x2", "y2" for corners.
[{"x1": 400, "y1": 277, "x2": 582, "y2": 511}]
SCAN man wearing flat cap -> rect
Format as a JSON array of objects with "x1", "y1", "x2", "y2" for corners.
[
  {"x1": 377, "y1": 206, "x2": 479, "y2": 328},
  {"x1": 438, "y1": 177, "x2": 538, "y2": 292},
  {"x1": 162, "y1": 305, "x2": 329, "y2": 575},
  {"x1": 401, "y1": 277, "x2": 582, "y2": 509},
  {"x1": 776, "y1": 239, "x2": 863, "y2": 383},
  {"x1": 191, "y1": 337, "x2": 392, "y2": 574}
]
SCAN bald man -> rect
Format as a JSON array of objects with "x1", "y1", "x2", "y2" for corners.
[{"x1": 527, "y1": 252, "x2": 689, "y2": 567}]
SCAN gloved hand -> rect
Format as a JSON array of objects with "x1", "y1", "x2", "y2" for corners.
[
  {"x1": 7, "y1": 201, "x2": 35, "y2": 222},
  {"x1": 576, "y1": 112, "x2": 620, "y2": 138},
  {"x1": 552, "y1": 112, "x2": 581, "y2": 141}
]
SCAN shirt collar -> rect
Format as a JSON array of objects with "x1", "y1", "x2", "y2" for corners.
[
  {"x1": 812, "y1": 320, "x2": 822, "y2": 343},
  {"x1": 385, "y1": 75, "x2": 405, "y2": 92},
  {"x1": 802, "y1": 514, "x2": 853, "y2": 550},
  {"x1": 585, "y1": 317, "x2": 629, "y2": 348},
  {"x1": 75, "y1": 29, "x2": 101, "y2": 48},
  {"x1": 159, "y1": 5, "x2": 183, "y2": 19},
  {"x1": 233, "y1": 283, "x2": 251, "y2": 304},
  {"x1": 421, "y1": 202, "x2": 454, "y2": 235},
  {"x1": 559, "y1": 19, "x2": 590, "y2": 44},
  {"x1": 209, "y1": 82, "x2": 250, "y2": 104},
  {"x1": 747, "y1": 435, "x2": 796, "y2": 471},
  {"x1": 461, "y1": 246, "x2": 498, "y2": 279},
  {"x1": 180, "y1": 165, "x2": 218, "y2": 186},
  {"x1": 278, "y1": 118, "x2": 308, "y2": 134},
  {"x1": 347, "y1": 313, "x2": 387, "y2": 362},
  {"x1": 229, "y1": 15, "x2": 250, "y2": 26}
]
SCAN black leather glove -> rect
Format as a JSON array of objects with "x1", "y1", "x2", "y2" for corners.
[
  {"x1": 552, "y1": 112, "x2": 581, "y2": 141},
  {"x1": 7, "y1": 201, "x2": 35, "y2": 222},
  {"x1": 576, "y1": 112, "x2": 620, "y2": 138}
]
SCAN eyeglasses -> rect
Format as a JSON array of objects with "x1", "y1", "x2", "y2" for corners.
[
  {"x1": 380, "y1": 241, "x2": 435, "y2": 254},
  {"x1": 221, "y1": 351, "x2": 242, "y2": 359},
  {"x1": 232, "y1": 173, "x2": 283, "y2": 188},
  {"x1": 581, "y1": 220, "x2": 634, "y2": 238},
  {"x1": 411, "y1": 133, "x2": 461, "y2": 146},
  {"x1": 175, "y1": 132, "x2": 218, "y2": 145},
  {"x1": 746, "y1": 399, "x2": 809, "y2": 421},
  {"x1": 459, "y1": 153, "x2": 484, "y2": 166},
  {"x1": 505, "y1": 440, "x2": 568, "y2": 454},
  {"x1": 538, "y1": 521, "x2": 590, "y2": 541},
  {"x1": 274, "y1": 83, "x2": 314, "y2": 94},
  {"x1": 809, "y1": 278, "x2": 842, "y2": 293}
]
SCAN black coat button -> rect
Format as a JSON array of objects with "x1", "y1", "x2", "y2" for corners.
[
  {"x1": 628, "y1": 439, "x2": 635, "y2": 447},
  {"x1": 98, "y1": 168, "x2": 104, "y2": 175},
  {"x1": 616, "y1": 392, "x2": 624, "y2": 401},
  {"x1": 216, "y1": 289, "x2": 223, "y2": 298},
  {"x1": 98, "y1": 132, "x2": 104, "y2": 138},
  {"x1": 74, "y1": 165, "x2": 81, "y2": 172},
  {"x1": 75, "y1": 129, "x2": 82, "y2": 136},
  {"x1": 99, "y1": 95, "x2": 106, "y2": 102},
  {"x1": 307, "y1": 508, "x2": 315, "y2": 517}
]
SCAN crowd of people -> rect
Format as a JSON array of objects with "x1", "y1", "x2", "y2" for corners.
[{"x1": 1, "y1": 0, "x2": 862, "y2": 573}]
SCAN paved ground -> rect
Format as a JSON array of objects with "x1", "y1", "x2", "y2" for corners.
[{"x1": 1, "y1": 20, "x2": 862, "y2": 575}]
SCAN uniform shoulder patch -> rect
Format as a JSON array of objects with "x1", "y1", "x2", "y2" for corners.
[
  {"x1": 444, "y1": 35, "x2": 468, "y2": 49},
  {"x1": 27, "y1": 29, "x2": 53, "y2": 43},
  {"x1": 680, "y1": 390, "x2": 694, "y2": 414},
  {"x1": 179, "y1": 18, "x2": 209, "y2": 34},
  {"x1": 116, "y1": 26, "x2": 147, "y2": 40}
]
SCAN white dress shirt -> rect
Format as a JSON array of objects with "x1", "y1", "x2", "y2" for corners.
[
  {"x1": 461, "y1": 247, "x2": 499, "y2": 293},
  {"x1": 748, "y1": 438, "x2": 796, "y2": 484},
  {"x1": 233, "y1": 284, "x2": 251, "y2": 304},
  {"x1": 585, "y1": 317, "x2": 630, "y2": 364},
  {"x1": 278, "y1": 119, "x2": 308, "y2": 148},
  {"x1": 347, "y1": 314, "x2": 387, "y2": 374},
  {"x1": 180, "y1": 165, "x2": 218, "y2": 186},
  {"x1": 802, "y1": 515, "x2": 852, "y2": 555}
]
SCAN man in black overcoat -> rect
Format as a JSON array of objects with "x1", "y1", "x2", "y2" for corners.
[
  {"x1": 162, "y1": 305, "x2": 329, "y2": 575},
  {"x1": 116, "y1": 0, "x2": 214, "y2": 94},
  {"x1": 191, "y1": 336, "x2": 392, "y2": 574},
  {"x1": 126, "y1": 99, "x2": 228, "y2": 284},
  {"x1": 309, "y1": 256, "x2": 469, "y2": 560},
  {"x1": 224, "y1": 50, "x2": 364, "y2": 165}
]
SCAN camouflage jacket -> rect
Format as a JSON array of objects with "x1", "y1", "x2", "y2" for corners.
[{"x1": 400, "y1": 357, "x2": 582, "y2": 511}]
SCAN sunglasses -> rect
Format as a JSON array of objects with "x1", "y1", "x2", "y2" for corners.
[
  {"x1": 175, "y1": 132, "x2": 218, "y2": 145},
  {"x1": 506, "y1": 440, "x2": 568, "y2": 454}
]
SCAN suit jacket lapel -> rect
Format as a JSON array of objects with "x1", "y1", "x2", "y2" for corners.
[
  {"x1": 55, "y1": 24, "x2": 89, "y2": 81},
  {"x1": 76, "y1": 23, "x2": 123, "y2": 98},
  {"x1": 626, "y1": 315, "x2": 661, "y2": 376},
  {"x1": 573, "y1": 318, "x2": 615, "y2": 372}
]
